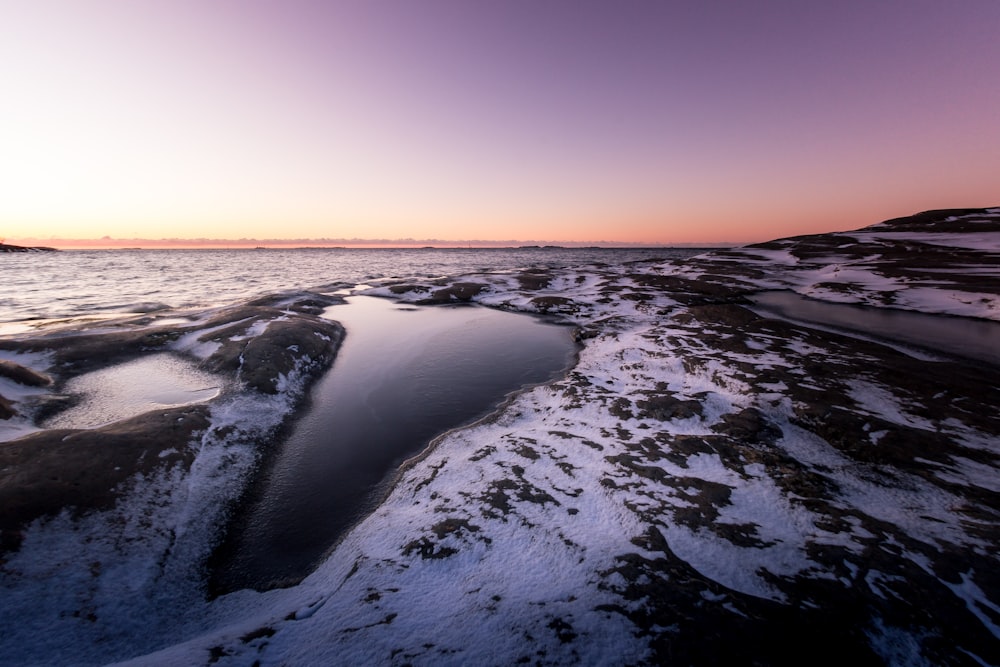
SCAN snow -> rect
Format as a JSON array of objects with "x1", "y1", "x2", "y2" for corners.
[
  {"x1": 846, "y1": 381, "x2": 936, "y2": 431},
  {"x1": 944, "y1": 573, "x2": 1000, "y2": 640},
  {"x1": 3, "y1": 215, "x2": 999, "y2": 664},
  {"x1": 170, "y1": 315, "x2": 254, "y2": 359},
  {"x1": 851, "y1": 230, "x2": 1000, "y2": 251},
  {"x1": 0, "y1": 349, "x2": 54, "y2": 441}
]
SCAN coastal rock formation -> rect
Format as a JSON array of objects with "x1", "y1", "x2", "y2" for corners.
[
  {"x1": 279, "y1": 207, "x2": 994, "y2": 666},
  {"x1": 0, "y1": 395, "x2": 14, "y2": 420},
  {"x1": 0, "y1": 360, "x2": 52, "y2": 387},
  {"x1": 0, "y1": 292, "x2": 344, "y2": 547},
  {"x1": 0, "y1": 360, "x2": 52, "y2": 421},
  {"x1": 0, "y1": 209, "x2": 997, "y2": 666},
  {"x1": 0, "y1": 406, "x2": 210, "y2": 552},
  {"x1": 0, "y1": 243, "x2": 57, "y2": 253}
]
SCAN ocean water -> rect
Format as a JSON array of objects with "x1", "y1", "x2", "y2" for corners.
[{"x1": 1, "y1": 247, "x2": 704, "y2": 331}]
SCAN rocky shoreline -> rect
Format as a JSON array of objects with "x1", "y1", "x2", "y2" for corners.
[
  {"x1": 0, "y1": 243, "x2": 57, "y2": 253},
  {"x1": 0, "y1": 208, "x2": 998, "y2": 665},
  {"x1": 0, "y1": 292, "x2": 344, "y2": 553}
]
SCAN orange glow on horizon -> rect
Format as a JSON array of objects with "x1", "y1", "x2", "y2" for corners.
[{"x1": 2, "y1": 3, "x2": 998, "y2": 247}]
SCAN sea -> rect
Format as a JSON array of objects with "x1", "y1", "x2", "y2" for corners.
[{"x1": 0, "y1": 247, "x2": 707, "y2": 333}]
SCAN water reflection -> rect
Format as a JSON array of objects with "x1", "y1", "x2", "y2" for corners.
[
  {"x1": 749, "y1": 290, "x2": 1000, "y2": 365},
  {"x1": 212, "y1": 296, "x2": 577, "y2": 592}
]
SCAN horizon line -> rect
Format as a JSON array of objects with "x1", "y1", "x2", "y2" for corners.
[{"x1": 5, "y1": 236, "x2": 744, "y2": 250}]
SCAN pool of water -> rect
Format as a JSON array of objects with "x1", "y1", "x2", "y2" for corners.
[
  {"x1": 748, "y1": 290, "x2": 1000, "y2": 366},
  {"x1": 42, "y1": 354, "x2": 222, "y2": 430},
  {"x1": 211, "y1": 296, "x2": 577, "y2": 592}
]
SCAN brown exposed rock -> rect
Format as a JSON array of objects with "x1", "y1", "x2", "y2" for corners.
[
  {"x1": 530, "y1": 295, "x2": 575, "y2": 313},
  {"x1": 0, "y1": 360, "x2": 51, "y2": 387},
  {"x1": 0, "y1": 328, "x2": 183, "y2": 376},
  {"x1": 516, "y1": 271, "x2": 553, "y2": 290},
  {"x1": 635, "y1": 394, "x2": 704, "y2": 421},
  {"x1": 196, "y1": 310, "x2": 343, "y2": 395},
  {"x1": 0, "y1": 395, "x2": 14, "y2": 420},
  {"x1": 710, "y1": 407, "x2": 782, "y2": 446},
  {"x1": 0, "y1": 406, "x2": 211, "y2": 550},
  {"x1": 418, "y1": 282, "x2": 489, "y2": 305}
]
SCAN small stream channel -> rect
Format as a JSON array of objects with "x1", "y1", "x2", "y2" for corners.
[{"x1": 211, "y1": 296, "x2": 577, "y2": 592}]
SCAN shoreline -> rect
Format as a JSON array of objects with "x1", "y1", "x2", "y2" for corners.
[
  {"x1": 207, "y1": 296, "x2": 579, "y2": 593},
  {"x1": 1, "y1": 208, "x2": 998, "y2": 665}
]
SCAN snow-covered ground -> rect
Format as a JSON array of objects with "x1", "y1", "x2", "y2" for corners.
[{"x1": 1, "y1": 208, "x2": 998, "y2": 665}]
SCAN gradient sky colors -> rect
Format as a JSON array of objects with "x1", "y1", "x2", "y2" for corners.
[{"x1": 2, "y1": 1, "x2": 999, "y2": 246}]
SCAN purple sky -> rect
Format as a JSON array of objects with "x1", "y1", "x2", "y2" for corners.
[{"x1": 3, "y1": 0, "x2": 999, "y2": 244}]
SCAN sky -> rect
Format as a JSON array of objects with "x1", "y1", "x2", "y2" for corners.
[{"x1": 2, "y1": 0, "x2": 999, "y2": 246}]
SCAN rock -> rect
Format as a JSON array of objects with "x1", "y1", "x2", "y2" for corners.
[
  {"x1": 635, "y1": 394, "x2": 704, "y2": 421},
  {"x1": 417, "y1": 282, "x2": 489, "y2": 305},
  {"x1": 238, "y1": 319, "x2": 342, "y2": 394},
  {"x1": 0, "y1": 360, "x2": 52, "y2": 387},
  {"x1": 0, "y1": 243, "x2": 58, "y2": 253},
  {"x1": 0, "y1": 362, "x2": 51, "y2": 420},
  {"x1": 198, "y1": 312, "x2": 343, "y2": 395},
  {"x1": 0, "y1": 405, "x2": 211, "y2": 551},
  {"x1": 0, "y1": 327, "x2": 183, "y2": 376},
  {"x1": 530, "y1": 295, "x2": 575, "y2": 313},
  {"x1": 0, "y1": 394, "x2": 14, "y2": 420},
  {"x1": 516, "y1": 271, "x2": 553, "y2": 290}
]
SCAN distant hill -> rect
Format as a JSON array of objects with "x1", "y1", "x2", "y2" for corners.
[{"x1": 0, "y1": 243, "x2": 57, "y2": 253}]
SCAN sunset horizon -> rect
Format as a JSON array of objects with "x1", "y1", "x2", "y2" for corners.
[
  {"x1": 2, "y1": 2, "x2": 999, "y2": 660},
  {"x1": 7, "y1": 202, "x2": 998, "y2": 249},
  {"x1": 3, "y1": 1, "x2": 998, "y2": 247},
  {"x1": 3, "y1": 236, "x2": 737, "y2": 250}
]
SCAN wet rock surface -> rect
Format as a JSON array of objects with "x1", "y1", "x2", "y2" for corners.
[
  {"x1": 1, "y1": 209, "x2": 998, "y2": 666},
  {"x1": 0, "y1": 406, "x2": 210, "y2": 551},
  {"x1": 0, "y1": 291, "x2": 344, "y2": 556},
  {"x1": 0, "y1": 360, "x2": 52, "y2": 388},
  {"x1": 342, "y1": 208, "x2": 999, "y2": 666}
]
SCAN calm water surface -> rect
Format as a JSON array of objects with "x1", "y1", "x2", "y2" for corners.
[
  {"x1": 750, "y1": 290, "x2": 1000, "y2": 365},
  {"x1": 1, "y1": 247, "x2": 704, "y2": 331},
  {"x1": 211, "y1": 296, "x2": 578, "y2": 592}
]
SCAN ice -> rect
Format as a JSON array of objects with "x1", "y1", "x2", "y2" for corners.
[
  {"x1": 852, "y1": 230, "x2": 1000, "y2": 251},
  {"x1": 3, "y1": 216, "x2": 999, "y2": 664},
  {"x1": 170, "y1": 316, "x2": 254, "y2": 359},
  {"x1": 42, "y1": 354, "x2": 223, "y2": 430}
]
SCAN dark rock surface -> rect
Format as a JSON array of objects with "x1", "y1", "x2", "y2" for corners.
[
  {"x1": 1, "y1": 210, "x2": 998, "y2": 665},
  {"x1": 0, "y1": 291, "x2": 345, "y2": 555},
  {"x1": 0, "y1": 395, "x2": 14, "y2": 420},
  {"x1": 347, "y1": 207, "x2": 999, "y2": 666},
  {"x1": 0, "y1": 360, "x2": 52, "y2": 387},
  {"x1": 0, "y1": 243, "x2": 57, "y2": 253},
  {"x1": 0, "y1": 406, "x2": 210, "y2": 552}
]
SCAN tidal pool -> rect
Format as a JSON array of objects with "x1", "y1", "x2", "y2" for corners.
[
  {"x1": 749, "y1": 290, "x2": 1000, "y2": 365},
  {"x1": 212, "y1": 296, "x2": 577, "y2": 592}
]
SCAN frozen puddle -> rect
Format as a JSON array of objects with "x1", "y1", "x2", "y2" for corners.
[
  {"x1": 43, "y1": 353, "x2": 222, "y2": 429},
  {"x1": 211, "y1": 295, "x2": 577, "y2": 592},
  {"x1": 749, "y1": 290, "x2": 1000, "y2": 365}
]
